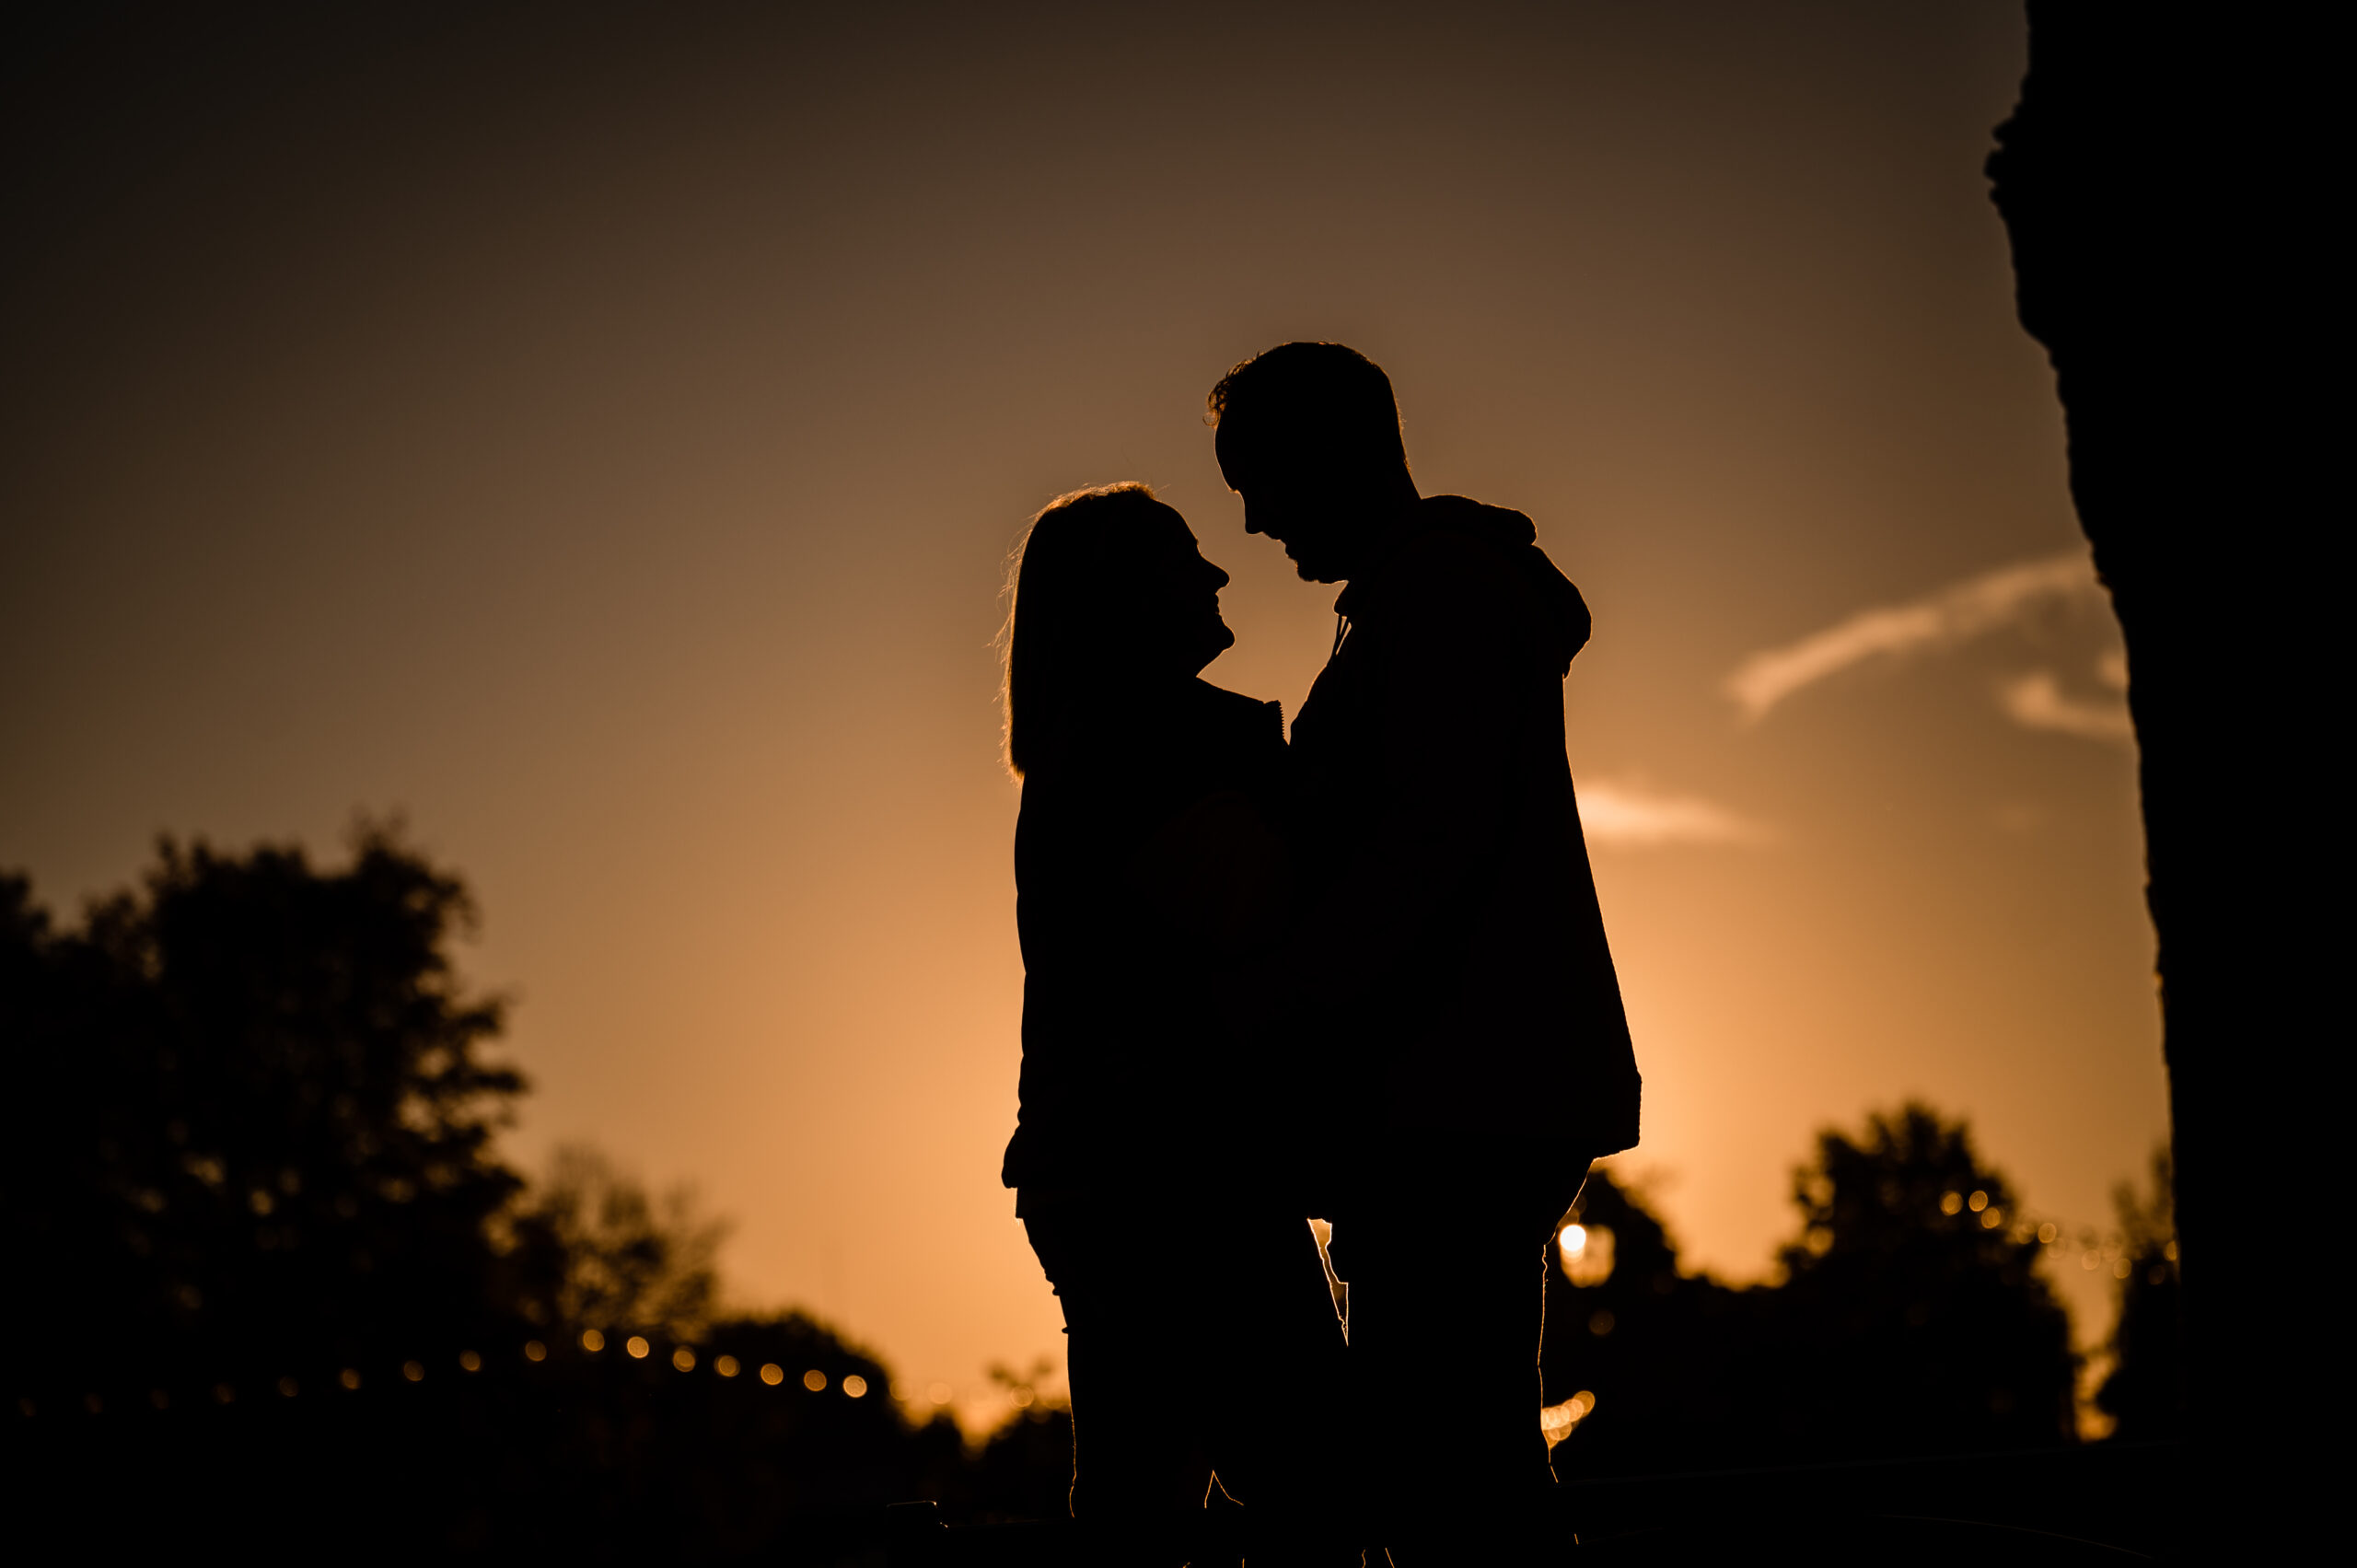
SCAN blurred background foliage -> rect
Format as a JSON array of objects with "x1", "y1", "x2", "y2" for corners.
[{"x1": 2, "y1": 831, "x2": 2177, "y2": 1555}]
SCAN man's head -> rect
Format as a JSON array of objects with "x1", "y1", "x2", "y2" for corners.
[{"x1": 1208, "y1": 342, "x2": 1418, "y2": 582}]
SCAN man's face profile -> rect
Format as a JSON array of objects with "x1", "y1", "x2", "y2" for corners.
[{"x1": 1221, "y1": 437, "x2": 1364, "y2": 584}]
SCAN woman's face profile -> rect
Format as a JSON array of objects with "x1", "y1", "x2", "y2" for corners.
[{"x1": 1127, "y1": 503, "x2": 1235, "y2": 679}]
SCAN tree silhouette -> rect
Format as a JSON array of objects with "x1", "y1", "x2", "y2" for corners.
[
  {"x1": 505, "y1": 1142, "x2": 729, "y2": 1342},
  {"x1": 1771, "y1": 1104, "x2": 2077, "y2": 1454},
  {"x1": 1543, "y1": 1103, "x2": 2078, "y2": 1473},
  {"x1": 3, "y1": 826, "x2": 527, "y2": 1404},
  {"x1": 2094, "y1": 1144, "x2": 2180, "y2": 1441},
  {"x1": 1988, "y1": 7, "x2": 2328, "y2": 1546},
  {"x1": 2, "y1": 830, "x2": 1037, "y2": 1555}
]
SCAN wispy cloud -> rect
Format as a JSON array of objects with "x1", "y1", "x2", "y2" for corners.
[
  {"x1": 1727, "y1": 552, "x2": 2100, "y2": 722},
  {"x1": 1999, "y1": 669, "x2": 2132, "y2": 744},
  {"x1": 1577, "y1": 779, "x2": 1767, "y2": 847}
]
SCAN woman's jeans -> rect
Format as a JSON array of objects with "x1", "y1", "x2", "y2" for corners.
[{"x1": 1022, "y1": 1191, "x2": 1358, "y2": 1566}]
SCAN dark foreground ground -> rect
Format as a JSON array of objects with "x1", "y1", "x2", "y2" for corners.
[
  {"x1": 887, "y1": 1441, "x2": 2177, "y2": 1565},
  {"x1": 14, "y1": 1365, "x2": 2176, "y2": 1565}
]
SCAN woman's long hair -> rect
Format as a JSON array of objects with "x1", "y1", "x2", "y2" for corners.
[{"x1": 1000, "y1": 482, "x2": 1165, "y2": 779}]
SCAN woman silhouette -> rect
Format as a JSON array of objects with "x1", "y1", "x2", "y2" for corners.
[{"x1": 999, "y1": 482, "x2": 1353, "y2": 1566}]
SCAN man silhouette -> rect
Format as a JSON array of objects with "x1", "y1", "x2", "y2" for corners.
[{"x1": 1209, "y1": 343, "x2": 1639, "y2": 1562}]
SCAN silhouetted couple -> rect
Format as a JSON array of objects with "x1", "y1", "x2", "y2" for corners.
[{"x1": 1001, "y1": 343, "x2": 1640, "y2": 1565}]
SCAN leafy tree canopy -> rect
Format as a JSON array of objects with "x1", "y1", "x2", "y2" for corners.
[{"x1": 3, "y1": 826, "x2": 525, "y2": 1393}]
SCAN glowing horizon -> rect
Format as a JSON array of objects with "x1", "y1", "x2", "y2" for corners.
[{"x1": 1, "y1": 4, "x2": 2164, "y2": 1424}]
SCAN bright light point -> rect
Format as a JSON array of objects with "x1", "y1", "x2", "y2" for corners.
[
  {"x1": 1560, "y1": 1223, "x2": 1617, "y2": 1286},
  {"x1": 581, "y1": 1330, "x2": 605, "y2": 1353},
  {"x1": 760, "y1": 1364, "x2": 784, "y2": 1386},
  {"x1": 525, "y1": 1340, "x2": 547, "y2": 1362},
  {"x1": 1968, "y1": 1191, "x2": 1989, "y2": 1213},
  {"x1": 459, "y1": 1350, "x2": 482, "y2": 1372},
  {"x1": 1941, "y1": 1191, "x2": 1964, "y2": 1216},
  {"x1": 2038, "y1": 1223, "x2": 2059, "y2": 1244},
  {"x1": 804, "y1": 1369, "x2": 828, "y2": 1392},
  {"x1": 626, "y1": 1336, "x2": 650, "y2": 1360},
  {"x1": 672, "y1": 1347, "x2": 696, "y2": 1372},
  {"x1": 714, "y1": 1355, "x2": 740, "y2": 1378},
  {"x1": 1538, "y1": 1390, "x2": 1597, "y2": 1448},
  {"x1": 339, "y1": 1368, "x2": 361, "y2": 1390},
  {"x1": 402, "y1": 1361, "x2": 424, "y2": 1382},
  {"x1": 843, "y1": 1375, "x2": 869, "y2": 1399},
  {"x1": 1980, "y1": 1208, "x2": 2003, "y2": 1229}
]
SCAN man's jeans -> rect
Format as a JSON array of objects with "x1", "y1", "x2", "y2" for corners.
[{"x1": 1327, "y1": 1147, "x2": 1593, "y2": 1565}]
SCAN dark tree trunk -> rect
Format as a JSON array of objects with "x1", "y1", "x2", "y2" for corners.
[{"x1": 1988, "y1": 3, "x2": 2335, "y2": 1549}]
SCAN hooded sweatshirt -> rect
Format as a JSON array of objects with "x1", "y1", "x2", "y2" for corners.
[{"x1": 1285, "y1": 494, "x2": 1641, "y2": 1158}]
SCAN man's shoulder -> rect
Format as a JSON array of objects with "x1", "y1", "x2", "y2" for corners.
[
  {"x1": 1374, "y1": 518, "x2": 1532, "y2": 623},
  {"x1": 1393, "y1": 526, "x2": 1507, "y2": 581},
  {"x1": 1355, "y1": 497, "x2": 1590, "y2": 671},
  {"x1": 1420, "y1": 494, "x2": 1538, "y2": 548}
]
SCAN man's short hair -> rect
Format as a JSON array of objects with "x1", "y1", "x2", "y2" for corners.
[{"x1": 1206, "y1": 342, "x2": 1408, "y2": 481}]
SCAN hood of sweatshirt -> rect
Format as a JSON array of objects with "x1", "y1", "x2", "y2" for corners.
[{"x1": 1346, "y1": 494, "x2": 1592, "y2": 677}]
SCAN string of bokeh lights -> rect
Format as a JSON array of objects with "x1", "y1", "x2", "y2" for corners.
[
  {"x1": 16, "y1": 1324, "x2": 1046, "y2": 1423},
  {"x1": 28, "y1": 1189, "x2": 2161, "y2": 1426}
]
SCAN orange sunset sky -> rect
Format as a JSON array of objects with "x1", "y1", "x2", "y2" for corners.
[{"x1": 2, "y1": 3, "x2": 2165, "y2": 1423}]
